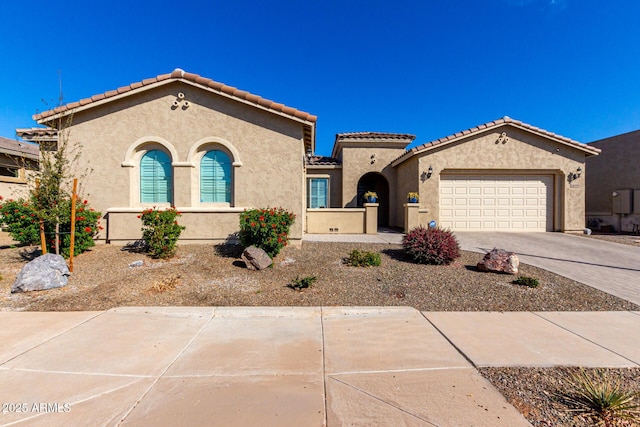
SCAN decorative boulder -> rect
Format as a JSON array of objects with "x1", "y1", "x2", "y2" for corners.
[
  {"x1": 477, "y1": 248, "x2": 519, "y2": 275},
  {"x1": 11, "y1": 253, "x2": 71, "y2": 293},
  {"x1": 241, "y1": 246, "x2": 272, "y2": 271}
]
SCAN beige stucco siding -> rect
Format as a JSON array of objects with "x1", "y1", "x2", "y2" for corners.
[
  {"x1": 340, "y1": 145, "x2": 404, "y2": 207},
  {"x1": 586, "y1": 130, "x2": 640, "y2": 214},
  {"x1": 585, "y1": 130, "x2": 640, "y2": 232},
  {"x1": 396, "y1": 126, "x2": 588, "y2": 231},
  {"x1": 393, "y1": 158, "x2": 419, "y2": 228},
  {"x1": 64, "y1": 82, "x2": 306, "y2": 242}
]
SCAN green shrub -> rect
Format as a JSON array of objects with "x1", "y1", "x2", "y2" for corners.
[
  {"x1": 139, "y1": 207, "x2": 185, "y2": 259},
  {"x1": 0, "y1": 197, "x2": 40, "y2": 245},
  {"x1": 561, "y1": 369, "x2": 640, "y2": 425},
  {"x1": 59, "y1": 199, "x2": 103, "y2": 257},
  {"x1": 287, "y1": 275, "x2": 316, "y2": 291},
  {"x1": 0, "y1": 196, "x2": 102, "y2": 257},
  {"x1": 513, "y1": 276, "x2": 539, "y2": 288},
  {"x1": 344, "y1": 249, "x2": 381, "y2": 267},
  {"x1": 402, "y1": 226, "x2": 460, "y2": 265},
  {"x1": 239, "y1": 207, "x2": 295, "y2": 258}
]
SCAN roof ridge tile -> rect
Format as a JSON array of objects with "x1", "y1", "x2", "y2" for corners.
[{"x1": 34, "y1": 69, "x2": 317, "y2": 124}]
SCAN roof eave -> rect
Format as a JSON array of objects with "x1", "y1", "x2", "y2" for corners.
[
  {"x1": 36, "y1": 77, "x2": 317, "y2": 127},
  {"x1": 392, "y1": 121, "x2": 600, "y2": 167}
]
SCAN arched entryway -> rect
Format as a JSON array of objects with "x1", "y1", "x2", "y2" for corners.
[{"x1": 357, "y1": 172, "x2": 389, "y2": 226}]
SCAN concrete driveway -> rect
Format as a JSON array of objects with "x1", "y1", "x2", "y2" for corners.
[{"x1": 456, "y1": 232, "x2": 640, "y2": 306}]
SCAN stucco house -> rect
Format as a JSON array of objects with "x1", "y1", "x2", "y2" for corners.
[
  {"x1": 586, "y1": 130, "x2": 640, "y2": 233},
  {"x1": 17, "y1": 69, "x2": 599, "y2": 244},
  {"x1": 0, "y1": 136, "x2": 39, "y2": 199}
]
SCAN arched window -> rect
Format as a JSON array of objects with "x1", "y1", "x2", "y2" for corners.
[
  {"x1": 140, "y1": 150, "x2": 172, "y2": 203},
  {"x1": 200, "y1": 150, "x2": 231, "y2": 203}
]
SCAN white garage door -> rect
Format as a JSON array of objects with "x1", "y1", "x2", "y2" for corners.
[{"x1": 440, "y1": 175, "x2": 553, "y2": 231}]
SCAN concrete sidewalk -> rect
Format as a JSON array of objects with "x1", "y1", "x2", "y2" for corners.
[{"x1": 1, "y1": 307, "x2": 639, "y2": 426}]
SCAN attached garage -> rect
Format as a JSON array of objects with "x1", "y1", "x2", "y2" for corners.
[{"x1": 440, "y1": 174, "x2": 553, "y2": 231}]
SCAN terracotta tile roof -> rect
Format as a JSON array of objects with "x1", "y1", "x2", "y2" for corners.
[
  {"x1": 0, "y1": 136, "x2": 40, "y2": 159},
  {"x1": 307, "y1": 155, "x2": 341, "y2": 166},
  {"x1": 336, "y1": 132, "x2": 416, "y2": 141},
  {"x1": 15, "y1": 127, "x2": 58, "y2": 143},
  {"x1": 392, "y1": 116, "x2": 600, "y2": 166},
  {"x1": 34, "y1": 68, "x2": 318, "y2": 124},
  {"x1": 331, "y1": 132, "x2": 416, "y2": 159}
]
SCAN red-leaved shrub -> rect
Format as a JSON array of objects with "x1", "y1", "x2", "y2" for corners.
[{"x1": 402, "y1": 226, "x2": 460, "y2": 265}]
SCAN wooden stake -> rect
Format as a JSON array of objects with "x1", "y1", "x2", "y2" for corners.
[
  {"x1": 69, "y1": 178, "x2": 77, "y2": 272},
  {"x1": 36, "y1": 179, "x2": 47, "y2": 255}
]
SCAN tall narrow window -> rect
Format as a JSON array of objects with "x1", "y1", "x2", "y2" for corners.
[
  {"x1": 200, "y1": 150, "x2": 231, "y2": 203},
  {"x1": 140, "y1": 150, "x2": 172, "y2": 203},
  {"x1": 308, "y1": 178, "x2": 328, "y2": 208}
]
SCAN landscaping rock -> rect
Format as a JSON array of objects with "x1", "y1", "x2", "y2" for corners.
[
  {"x1": 280, "y1": 257, "x2": 296, "y2": 266},
  {"x1": 477, "y1": 248, "x2": 519, "y2": 275},
  {"x1": 129, "y1": 260, "x2": 144, "y2": 268},
  {"x1": 11, "y1": 253, "x2": 71, "y2": 293},
  {"x1": 241, "y1": 246, "x2": 272, "y2": 270}
]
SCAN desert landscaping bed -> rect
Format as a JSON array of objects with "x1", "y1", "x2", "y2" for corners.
[
  {"x1": 1, "y1": 236, "x2": 638, "y2": 426},
  {"x1": 1, "y1": 241, "x2": 637, "y2": 312}
]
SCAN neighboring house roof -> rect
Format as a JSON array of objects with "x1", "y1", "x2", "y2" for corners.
[
  {"x1": 589, "y1": 128, "x2": 640, "y2": 146},
  {"x1": 331, "y1": 132, "x2": 416, "y2": 159},
  {"x1": 14, "y1": 127, "x2": 58, "y2": 144},
  {"x1": 33, "y1": 68, "x2": 317, "y2": 151},
  {"x1": 0, "y1": 136, "x2": 39, "y2": 160},
  {"x1": 307, "y1": 155, "x2": 341, "y2": 166},
  {"x1": 391, "y1": 116, "x2": 601, "y2": 166}
]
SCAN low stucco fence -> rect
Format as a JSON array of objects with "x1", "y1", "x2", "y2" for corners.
[{"x1": 306, "y1": 204, "x2": 378, "y2": 234}]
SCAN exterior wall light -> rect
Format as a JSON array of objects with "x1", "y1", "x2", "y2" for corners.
[
  {"x1": 421, "y1": 166, "x2": 433, "y2": 182},
  {"x1": 569, "y1": 167, "x2": 583, "y2": 182}
]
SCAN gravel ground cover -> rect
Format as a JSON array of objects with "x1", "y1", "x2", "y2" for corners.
[
  {"x1": 1, "y1": 232, "x2": 638, "y2": 426},
  {"x1": 1, "y1": 241, "x2": 637, "y2": 312},
  {"x1": 481, "y1": 367, "x2": 640, "y2": 427}
]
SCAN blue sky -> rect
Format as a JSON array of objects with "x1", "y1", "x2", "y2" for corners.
[{"x1": 1, "y1": 0, "x2": 639, "y2": 155}]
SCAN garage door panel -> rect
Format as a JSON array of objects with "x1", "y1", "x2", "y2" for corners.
[{"x1": 440, "y1": 175, "x2": 553, "y2": 232}]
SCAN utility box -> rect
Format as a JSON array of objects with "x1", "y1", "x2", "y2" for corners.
[
  {"x1": 612, "y1": 189, "x2": 633, "y2": 214},
  {"x1": 635, "y1": 190, "x2": 640, "y2": 213}
]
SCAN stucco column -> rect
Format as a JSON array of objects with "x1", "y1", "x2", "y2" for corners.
[
  {"x1": 172, "y1": 164, "x2": 192, "y2": 207},
  {"x1": 364, "y1": 203, "x2": 378, "y2": 234},
  {"x1": 404, "y1": 203, "x2": 420, "y2": 233}
]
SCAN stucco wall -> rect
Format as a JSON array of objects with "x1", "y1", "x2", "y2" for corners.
[
  {"x1": 586, "y1": 130, "x2": 640, "y2": 215},
  {"x1": 61, "y1": 81, "x2": 307, "y2": 243},
  {"x1": 394, "y1": 158, "x2": 419, "y2": 228},
  {"x1": 339, "y1": 145, "x2": 406, "y2": 227},
  {"x1": 306, "y1": 208, "x2": 365, "y2": 233},
  {"x1": 395, "y1": 126, "x2": 590, "y2": 232}
]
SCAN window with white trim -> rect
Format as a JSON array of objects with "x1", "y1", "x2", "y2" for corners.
[
  {"x1": 200, "y1": 150, "x2": 231, "y2": 203},
  {"x1": 140, "y1": 150, "x2": 172, "y2": 203},
  {"x1": 307, "y1": 177, "x2": 329, "y2": 208}
]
